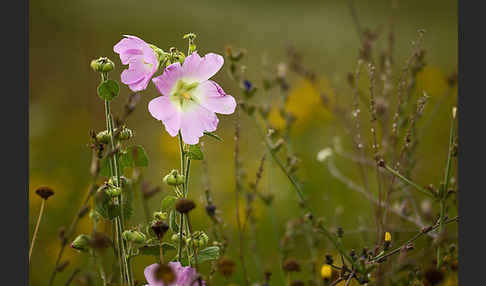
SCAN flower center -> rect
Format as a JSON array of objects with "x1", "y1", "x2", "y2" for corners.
[{"x1": 171, "y1": 80, "x2": 199, "y2": 110}]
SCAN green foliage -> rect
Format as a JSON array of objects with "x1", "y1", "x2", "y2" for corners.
[
  {"x1": 100, "y1": 145, "x2": 149, "y2": 177},
  {"x1": 193, "y1": 246, "x2": 220, "y2": 264},
  {"x1": 97, "y1": 79, "x2": 119, "y2": 101},
  {"x1": 161, "y1": 195, "x2": 178, "y2": 212},
  {"x1": 186, "y1": 144, "x2": 204, "y2": 160},
  {"x1": 203, "y1": 131, "x2": 223, "y2": 142},
  {"x1": 135, "y1": 243, "x2": 176, "y2": 257}
]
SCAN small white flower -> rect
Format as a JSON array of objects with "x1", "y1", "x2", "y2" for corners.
[{"x1": 317, "y1": 148, "x2": 333, "y2": 162}]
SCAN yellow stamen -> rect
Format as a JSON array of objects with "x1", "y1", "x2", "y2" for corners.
[
  {"x1": 385, "y1": 231, "x2": 391, "y2": 242},
  {"x1": 183, "y1": 93, "x2": 191, "y2": 100}
]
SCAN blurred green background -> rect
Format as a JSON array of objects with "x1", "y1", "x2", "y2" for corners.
[{"x1": 29, "y1": 0, "x2": 457, "y2": 285}]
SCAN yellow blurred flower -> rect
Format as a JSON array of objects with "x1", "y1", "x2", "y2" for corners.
[
  {"x1": 320, "y1": 264, "x2": 332, "y2": 279},
  {"x1": 416, "y1": 66, "x2": 448, "y2": 97},
  {"x1": 285, "y1": 77, "x2": 335, "y2": 129}
]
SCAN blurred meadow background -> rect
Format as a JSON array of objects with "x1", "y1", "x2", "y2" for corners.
[{"x1": 29, "y1": 0, "x2": 457, "y2": 285}]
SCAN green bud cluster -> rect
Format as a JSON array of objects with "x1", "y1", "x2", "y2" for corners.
[
  {"x1": 186, "y1": 231, "x2": 209, "y2": 248},
  {"x1": 122, "y1": 230, "x2": 146, "y2": 244},
  {"x1": 163, "y1": 170, "x2": 185, "y2": 186},
  {"x1": 96, "y1": 126, "x2": 133, "y2": 144},
  {"x1": 90, "y1": 57, "x2": 114, "y2": 73},
  {"x1": 153, "y1": 211, "x2": 167, "y2": 221}
]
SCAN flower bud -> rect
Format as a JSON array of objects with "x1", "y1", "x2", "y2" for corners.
[
  {"x1": 71, "y1": 234, "x2": 91, "y2": 252},
  {"x1": 106, "y1": 185, "x2": 121, "y2": 197},
  {"x1": 122, "y1": 230, "x2": 146, "y2": 244},
  {"x1": 163, "y1": 170, "x2": 185, "y2": 186},
  {"x1": 118, "y1": 126, "x2": 133, "y2": 140},
  {"x1": 175, "y1": 198, "x2": 196, "y2": 214},
  {"x1": 90, "y1": 57, "x2": 114, "y2": 73}
]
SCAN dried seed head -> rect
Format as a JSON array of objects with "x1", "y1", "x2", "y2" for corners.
[
  {"x1": 151, "y1": 221, "x2": 170, "y2": 239},
  {"x1": 175, "y1": 198, "x2": 196, "y2": 214},
  {"x1": 424, "y1": 268, "x2": 444, "y2": 285},
  {"x1": 35, "y1": 186, "x2": 54, "y2": 200},
  {"x1": 283, "y1": 259, "x2": 301, "y2": 272},
  {"x1": 154, "y1": 263, "x2": 176, "y2": 284},
  {"x1": 217, "y1": 258, "x2": 236, "y2": 277}
]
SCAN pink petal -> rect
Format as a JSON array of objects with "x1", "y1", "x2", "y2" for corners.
[
  {"x1": 121, "y1": 67, "x2": 145, "y2": 85},
  {"x1": 152, "y1": 62, "x2": 183, "y2": 96},
  {"x1": 182, "y1": 52, "x2": 224, "y2": 82},
  {"x1": 193, "y1": 81, "x2": 236, "y2": 114},
  {"x1": 148, "y1": 96, "x2": 181, "y2": 137},
  {"x1": 180, "y1": 105, "x2": 219, "y2": 144},
  {"x1": 143, "y1": 264, "x2": 165, "y2": 286}
]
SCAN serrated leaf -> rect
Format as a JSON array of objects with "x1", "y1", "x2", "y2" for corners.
[
  {"x1": 193, "y1": 246, "x2": 220, "y2": 264},
  {"x1": 203, "y1": 131, "x2": 223, "y2": 142},
  {"x1": 186, "y1": 144, "x2": 204, "y2": 160},
  {"x1": 136, "y1": 243, "x2": 176, "y2": 257},
  {"x1": 97, "y1": 80, "x2": 119, "y2": 101},
  {"x1": 161, "y1": 195, "x2": 177, "y2": 212}
]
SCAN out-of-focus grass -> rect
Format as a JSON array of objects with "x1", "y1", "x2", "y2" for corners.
[{"x1": 29, "y1": 0, "x2": 457, "y2": 285}]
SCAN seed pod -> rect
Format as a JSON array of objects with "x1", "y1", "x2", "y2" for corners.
[{"x1": 163, "y1": 170, "x2": 185, "y2": 186}]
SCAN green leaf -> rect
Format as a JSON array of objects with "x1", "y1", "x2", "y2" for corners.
[
  {"x1": 186, "y1": 144, "x2": 204, "y2": 160},
  {"x1": 100, "y1": 145, "x2": 149, "y2": 178},
  {"x1": 161, "y1": 195, "x2": 177, "y2": 212},
  {"x1": 128, "y1": 145, "x2": 149, "y2": 167},
  {"x1": 203, "y1": 131, "x2": 223, "y2": 142},
  {"x1": 122, "y1": 179, "x2": 134, "y2": 220},
  {"x1": 193, "y1": 246, "x2": 220, "y2": 264},
  {"x1": 169, "y1": 210, "x2": 179, "y2": 233},
  {"x1": 136, "y1": 243, "x2": 176, "y2": 257},
  {"x1": 99, "y1": 156, "x2": 111, "y2": 177},
  {"x1": 97, "y1": 80, "x2": 119, "y2": 101},
  {"x1": 94, "y1": 188, "x2": 120, "y2": 220}
]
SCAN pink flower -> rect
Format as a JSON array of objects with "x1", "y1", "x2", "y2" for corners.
[
  {"x1": 114, "y1": 35, "x2": 159, "y2": 92},
  {"x1": 143, "y1": 262, "x2": 205, "y2": 286},
  {"x1": 148, "y1": 52, "x2": 236, "y2": 144}
]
